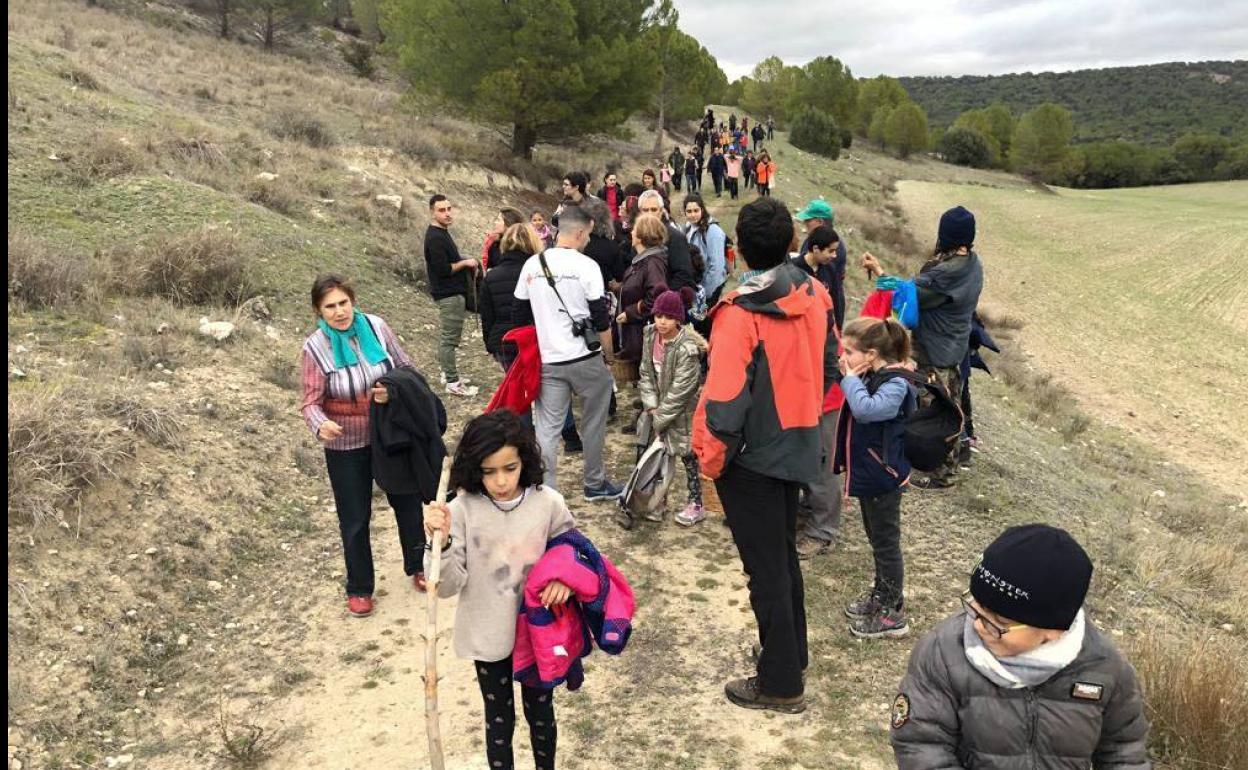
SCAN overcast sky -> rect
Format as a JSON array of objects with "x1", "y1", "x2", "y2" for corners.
[{"x1": 673, "y1": 0, "x2": 1248, "y2": 80}]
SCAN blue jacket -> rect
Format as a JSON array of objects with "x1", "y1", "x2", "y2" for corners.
[{"x1": 832, "y1": 369, "x2": 916, "y2": 498}]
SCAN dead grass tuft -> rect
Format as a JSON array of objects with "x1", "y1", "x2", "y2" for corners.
[
  {"x1": 70, "y1": 133, "x2": 147, "y2": 184},
  {"x1": 7, "y1": 230, "x2": 98, "y2": 308},
  {"x1": 7, "y1": 386, "x2": 135, "y2": 528},
  {"x1": 1132, "y1": 631, "x2": 1248, "y2": 769},
  {"x1": 977, "y1": 307, "x2": 1026, "y2": 331},
  {"x1": 211, "y1": 702, "x2": 286, "y2": 768},
  {"x1": 97, "y1": 391, "x2": 184, "y2": 449},
  {"x1": 260, "y1": 355, "x2": 299, "y2": 391},
  {"x1": 268, "y1": 108, "x2": 335, "y2": 148},
  {"x1": 120, "y1": 226, "x2": 258, "y2": 306},
  {"x1": 856, "y1": 207, "x2": 921, "y2": 256},
  {"x1": 59, "y1": 65, "x2": 104, "y2": 90}
]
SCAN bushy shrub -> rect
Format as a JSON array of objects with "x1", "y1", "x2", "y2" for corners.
[
  {"x1": 839, "y1": 127, "x2": 853, "y2": 149},
  {"x1": 789, "y1": 106, "x2": 841, "y2": 160},
  {"x1": 940, "y1": 127, "x2": 993, "y2": 168},
  {"x1": 122, "y1": 227, "x2": 257, "y2": 306},
  {"x1": 7, "y1": 230, "x2": 97, "y2": 308},
  {"x1": 268, "y1": 109, "x2": 335, "y2": 148},
  {"x1": 340, "y1": 40, "x2": 375, "y2": 79},
  {"x1": 70, "y1": 133, "x2": 147, "y2": 184}
]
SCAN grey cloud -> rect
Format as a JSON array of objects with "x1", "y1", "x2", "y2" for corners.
[{"x1": 674, "y1": 0, "x2": 1248, "y2": 78}]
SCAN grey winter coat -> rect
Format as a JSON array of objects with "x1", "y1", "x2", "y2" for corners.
[
  {"x1": 636, "y1": 324, "x2": 707, "y2": 456},
  {"x1": 891, "y1": 614, "x2": 1151, "y2": 770}
]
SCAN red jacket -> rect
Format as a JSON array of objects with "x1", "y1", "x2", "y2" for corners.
[
  {"x1": 693, "y1": 261, "x2": 835, "y2": 483},
  {"x1": 486, "y1": 326, "x2": 540, "y2": 415}
]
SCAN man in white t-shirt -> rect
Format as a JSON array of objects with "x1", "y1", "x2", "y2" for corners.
[{"x1": 514, "y1": 204, "x2": 623, "y2": 501}]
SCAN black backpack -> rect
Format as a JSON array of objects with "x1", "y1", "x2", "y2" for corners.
[{"x1": 878, "y1": 368, "x2": 964, "y2": 473}]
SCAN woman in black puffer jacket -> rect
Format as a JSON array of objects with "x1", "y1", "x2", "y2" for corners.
[{"x1": 479, "y1": 223, "x2": 541, "y2": 368}]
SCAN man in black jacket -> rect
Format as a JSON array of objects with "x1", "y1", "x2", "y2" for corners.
[
  {"x1": 424, "y1": 194, "x2": 479, "y2": 397},
  {"x1": 638, "y1": 190, "x2": 695, "y2": 292}
]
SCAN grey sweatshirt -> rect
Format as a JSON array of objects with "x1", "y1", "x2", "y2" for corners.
[{"x1": 425, "y1": 486, "x2": 575, "y2": 662}]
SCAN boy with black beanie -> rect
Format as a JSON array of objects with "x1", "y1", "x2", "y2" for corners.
[{"x1": 891, "y1": 524, "x2": 1151, "y2": 769}]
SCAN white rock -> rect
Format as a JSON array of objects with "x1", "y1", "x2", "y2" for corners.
[
  {"x1": 72, "y1": 625, "x2": 85, "y2": 634},
  {"x1": 254, "y1": 172, "x2": 279, "y2": 182},
  {"x1": 15, "y1": 345, "x2": 28, "y2": 354},
  {"x1": 176, "y1": 634, "x2": 189, "y2": 647},
  {"x1": 375, "y1": 194, "x2": 403, "y2": 210},
  {"x1": 144, "y1": 547, "x2": 158, "y2": 555},
  {"x1": 155, "y1": 323, "x2": 171, "y2": 335},
  {"x1": 198, "y1": 317, "x2": 234, "y2": 342},
  {"x1": 207, "y1": 580, "x2": 224, "y2": 592},
  {"x1": 264, "y1": 325, "x2": 280, "y2": 341}
]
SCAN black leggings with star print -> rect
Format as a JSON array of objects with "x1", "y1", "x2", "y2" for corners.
[{"x1": 475, "y1": 656, "x2": 556, "y2": 770}]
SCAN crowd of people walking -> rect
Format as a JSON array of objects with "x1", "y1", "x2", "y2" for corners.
[{"x1": 296, "y1": 110, "x2": 1153, "y2": 769}]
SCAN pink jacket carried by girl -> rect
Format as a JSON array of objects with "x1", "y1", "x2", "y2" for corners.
[{"x1": 512, "y1": 529, "x2": 635, "y2": 690}]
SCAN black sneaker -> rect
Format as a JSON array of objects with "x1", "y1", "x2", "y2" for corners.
[
  {"x1": 563, "y1": 438, "x2": 583, "y2": 454},
  {"x1": 583, "y1": 480, "x2": 624, "y2": 502},
  {"x1": 844, "y1": 589, "x2": 881, "y2": 619},
  {"x1": 911, "y1": 476, "x2": 955, "y2": 490}
]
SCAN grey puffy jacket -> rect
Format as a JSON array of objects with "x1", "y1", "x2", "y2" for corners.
[{"x1": 891, "y1": 614, "x2": 1151, "y2": 770}]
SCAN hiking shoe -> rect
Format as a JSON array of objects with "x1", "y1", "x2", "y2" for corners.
[
  {"x1": 583, "y1": 480, "x2": 624, "y2": 502},
  {"x1": 796, "y1": 535, "x2": 832, "y2": 560},
  {"x1": 643, "y1": 508, "x2": 664, "y2": 523},
  {"x1": 850, "y1": 605, "x2": 910, "y2": 639},
  {"x1": 675, "y1": 502, "x2": 706, "y2": 527},
  {"x1": 412, "y1": 572, "x2": 427, "y2": 593},
  {"x1": 347, "y1": 595, "x2": 374, "y2": 618},
  {"x1": 444, "y1": 380, "x2": 479, "y2": 397},
  {"x1": 563, "y1": 437, "x2": 584, "y2": 454},
  {"x1": 844, "y1": 589, "x2": 881, "y2": 619},
  {"x1": 911, "y1": 476, "x2": 954, "y2": 490},
  {"x1": 724, "y1": 676, "x2": 806, "y2": 714}
]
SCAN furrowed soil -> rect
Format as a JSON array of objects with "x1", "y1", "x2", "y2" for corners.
[{"x1": 8, "y1": 3, "x2": 1246, "y2": 769}]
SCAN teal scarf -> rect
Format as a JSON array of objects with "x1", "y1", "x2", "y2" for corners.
[{"x1": 318, "y1": 310, "x2": 388, "y2": 369}]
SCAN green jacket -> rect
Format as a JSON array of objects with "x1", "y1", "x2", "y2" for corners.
[{"x1": 636, "y1": 324, "x2": 707, "y2": 456}]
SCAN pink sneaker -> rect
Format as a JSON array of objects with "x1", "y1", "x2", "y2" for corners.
[{"x1": 675, "y1": 502, "x2": 706, "y2": 527}]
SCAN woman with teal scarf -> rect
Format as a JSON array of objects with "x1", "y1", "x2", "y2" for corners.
[{"x1": 300, "y1": 274, "x2": 426, "y2": 619}]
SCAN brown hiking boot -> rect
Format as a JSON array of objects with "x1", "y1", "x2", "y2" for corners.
[
  {"x1": 796, "y1": 535, "x2": 832, "y2": 560},
  {"x1": 724, "y1": 676, "x2": 806, "y2": 714}
]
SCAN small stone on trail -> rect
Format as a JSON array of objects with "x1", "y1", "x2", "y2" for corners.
[
  {"x1": 375, "y1": 194, "x2": 403, "y2": 210},
  {"x1": 144, "y1": 547, "x2": 158, "y2": 555},
  {"x1": 207, "y1": 580, "x2": 224, "y2": 592},
  {"x1": 255, "y1": 172, "x2": 279, "y2": 181},
  {"x1": 72, "y1": 625, "x2": 85, "y2": 634},
  {"x1": 176, "y1": 634, "x2": 189, "y2": 647}
]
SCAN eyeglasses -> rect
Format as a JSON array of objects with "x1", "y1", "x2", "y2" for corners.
[{"x1": 960, "y1": 590, "x2": 1029, "y2": 639}]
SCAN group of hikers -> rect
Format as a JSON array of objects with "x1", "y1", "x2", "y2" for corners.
[
  {"x1": 657, "y1": 108, "x2": 779, "y2": 201},
  {"x1": 298, "y1": 139, "x2": 1153, "y2": 768}
]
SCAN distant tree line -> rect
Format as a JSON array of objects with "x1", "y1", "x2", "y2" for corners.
[
  {"x1": 727, "y1": 62, "x2": 932, "y2": 161},
  {"x1": 933, "y1": 102, "x2": 1248, "y2": 187},
  {"x1": 899, "y1": 61, "x2": 1248, "y2": 148}
]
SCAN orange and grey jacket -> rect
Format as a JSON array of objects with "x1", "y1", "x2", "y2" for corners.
[{"x1": 693, "y1": 261, "x2": 836, "y2": 483}]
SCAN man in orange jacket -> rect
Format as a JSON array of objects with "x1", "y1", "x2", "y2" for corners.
[{"x1": 693, "y1": 197, "x2": 836, "y2": 714}]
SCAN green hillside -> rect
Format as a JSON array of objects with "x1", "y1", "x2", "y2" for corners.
[{"x1": 900, "y1": 61, "x2": 1248, "y2": 146}]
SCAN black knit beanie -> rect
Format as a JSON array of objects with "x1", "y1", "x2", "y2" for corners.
[
  {"x1": 937, "y1": 205, "x2": 976, "y2": 252},
  {"x1": 969, "y1": 524, "x2": 1093, "y2": 630}
]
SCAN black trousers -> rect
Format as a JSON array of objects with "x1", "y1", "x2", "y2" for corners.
[
  {"x1": 324, "y1": 447, "x2": 425, "y2": 597},
  {"x1": 716, "y1": 463, "x2": 808, "y2": 697},
  {"x1": 859, "y1": 489, "x2": 904, "y2": 609},
  {"x1": 727, "y1": 177, "x2": 739, "y2": 199},
  {"x1": 476, "y1": 656, "x2": 556, "y2": 770}
]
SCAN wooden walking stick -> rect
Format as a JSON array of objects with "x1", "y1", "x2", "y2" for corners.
[{"x1": 424, "y1": 457, "x2": 452, "y2": 770}]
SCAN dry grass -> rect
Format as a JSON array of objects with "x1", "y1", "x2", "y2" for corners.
[
  {"x1": 268, "y1": 108, "x2": 335, "y2": 148},
  {"x1": 69, "y1": 132, "x2": 149, "y2": 185},
  {"x1": 1132, "y1": 631, "x2": 1247, "y2": 770},
  {"x1": 119, "y1": 226, "x2": 258, "y2": 306},
  {"x1": 7, "y1": 386, "x2": 135, "y2": 527},
  {"x1": 211, "y1": 702, "x2": 286, "y2": 768},
  {"x1": 97, "y1": 391, "x2": 184, "y2": 449},
  {"x1": 7, "y1": 230, "x2": 99, "y2": 308}
]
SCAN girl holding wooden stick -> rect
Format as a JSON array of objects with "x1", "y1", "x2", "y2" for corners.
[{"x1": 423, "y1": 411, "x2": 575, "y2": 770}]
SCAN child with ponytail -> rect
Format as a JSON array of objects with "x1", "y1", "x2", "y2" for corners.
[{"x1": 832, "y1": 317, "x2": 917, "y2": 639}]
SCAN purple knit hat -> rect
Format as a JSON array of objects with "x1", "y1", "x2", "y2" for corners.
[{"x1": 652, "y1": 289, "x2": 684, "y2": 320}]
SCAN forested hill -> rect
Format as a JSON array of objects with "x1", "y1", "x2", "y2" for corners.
[{"x1": 900, "y1": 61, "x2": 1248, "y2": 146}]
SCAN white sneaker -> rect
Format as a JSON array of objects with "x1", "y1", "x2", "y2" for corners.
[
  {"x1": 438, "y1": 372, "x2": 471, "y2": 385},
  {"x1": 445, "y1": 380, "x2": 478, "y2": 397},
  {"x1": 675, "y1": 502, "x2": 706, "y2": 527}
]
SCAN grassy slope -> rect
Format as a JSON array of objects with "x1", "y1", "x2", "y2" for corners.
[
  {"x1": 896, "y1": 180, "x2": 1248, "y2": 498},
  {"x1": 7, "y1": 3, "x2": 1246, "y2": 769}
]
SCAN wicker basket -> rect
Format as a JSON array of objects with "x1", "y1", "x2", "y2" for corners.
[{"x1": 700, "y1": 475, "x2": 724, "y2": 516}]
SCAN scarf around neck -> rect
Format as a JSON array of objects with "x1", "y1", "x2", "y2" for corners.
[
  {"x1": 963, "y1": 609, "x2": 1086, "y2": 689},
  {"x1": 317, "y1": 310, "x2": 388, "y2": 370}
]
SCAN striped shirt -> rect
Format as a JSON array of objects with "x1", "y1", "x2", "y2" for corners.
[{"x1": 300, "y1": 313, "x2": 413, "y2": 451}]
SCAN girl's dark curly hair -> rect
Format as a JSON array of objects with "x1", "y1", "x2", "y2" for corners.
[{"x1": 449, "y1": 411, "x2": 545, "y2": 496}]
